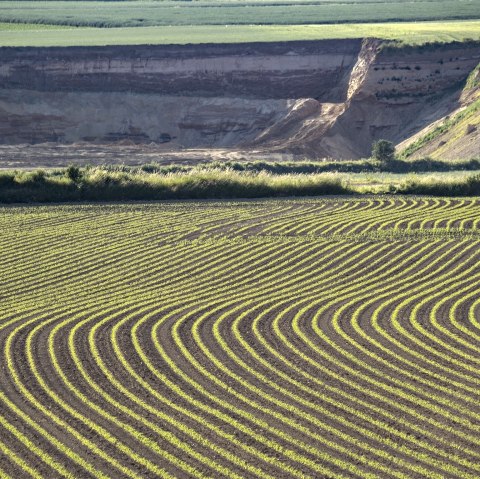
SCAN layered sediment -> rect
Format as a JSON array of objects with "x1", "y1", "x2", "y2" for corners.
[{"x1": 1, "y1": 39, "x2": 479, "y2": 158}]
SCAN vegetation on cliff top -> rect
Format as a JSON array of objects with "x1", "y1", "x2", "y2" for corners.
[{"x1": 1, "y1": 20, "x2": 480, "y2": 47}]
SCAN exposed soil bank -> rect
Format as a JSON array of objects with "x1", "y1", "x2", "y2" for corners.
[
  {"x1": 0, "y1": 40, "x2": 363, "y2": 99},
  {"x1": 1, "y1": 39, "x2": 479, "y2": 158}
]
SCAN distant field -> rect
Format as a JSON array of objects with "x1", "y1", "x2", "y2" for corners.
[
  {"x1": 0, "y1": 0, "x2": 479, "y2": 46},
  {"x1": 0, "y1": 0, "x2": 479, "y2": 27},
  {"x1": 1, "y1": 19, "x2": 480, "y2": 46},
  {"x1": 0, "y1": 21, "x2": 64, "y2": 30}
]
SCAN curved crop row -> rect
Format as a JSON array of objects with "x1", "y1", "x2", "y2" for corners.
[{"x1": 1, "y1": 197, "x2": 480, "y2": 478}]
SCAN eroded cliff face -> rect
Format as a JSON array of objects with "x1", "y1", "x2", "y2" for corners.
[
  {"x1": 0, "y1": 41, "x2": 361, "y2": 100},
  {"x1": 325, "y1": 42, "x2": 480, "y2": 158},
  {"x1": 396, "y1": 64, "x2": 480, "y2": 160},
  {"x1": 1, "y1": 39, "x2": 479, "y2": 158},
  {"x1": 256, "y1": 40, "x2": 480, "y2": 158},
  {"x1": 0, "y1": 90, "x2": 295, "y2": 146}
]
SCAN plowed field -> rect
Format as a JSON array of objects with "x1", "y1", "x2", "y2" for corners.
[{"x1": 1, "y1": 197, "x2": 480, "y2": 479}]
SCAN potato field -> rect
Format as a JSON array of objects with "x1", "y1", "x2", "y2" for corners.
[{"x1": 1, "y1": 197, "x2": 480, "y2": 479}]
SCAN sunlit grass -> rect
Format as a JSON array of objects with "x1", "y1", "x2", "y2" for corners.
[
  {"x1": 1, "y1": 20, "x2": 479, "y2": 46},
  {"x1": 2, "y1": 166, "x2": 480, "y2": 201},
  {"x1": 0, "y1": 0, "x2": 478, "y2": 28}
]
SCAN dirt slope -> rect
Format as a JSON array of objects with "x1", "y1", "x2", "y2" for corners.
[
  {"x1": 397, "y1": 64, "x2": 480, "y2": 159},
  {"x1": 256, "y1": 40, "x2": 480, "y2": 158}
]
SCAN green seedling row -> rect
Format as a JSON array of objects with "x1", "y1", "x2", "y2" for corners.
[{"x1": 1, "y1": 197, "x2": 480, "y2": 478}]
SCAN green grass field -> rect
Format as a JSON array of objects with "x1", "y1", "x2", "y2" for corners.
[
  {"x1": 1, "y1": 19, "x2": 480, "y2": 46},
  {"x1": 1, "y1": 0, "x2": 479, "y2": 27},
  {"x1": 0, "y1": 0, "x2": 479, "y2": 46},
  {"x1": 2, "y1": 197, "x2": 480, "y2": 478}
]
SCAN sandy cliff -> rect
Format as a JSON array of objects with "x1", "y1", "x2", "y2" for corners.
[
  {"x1": 253, "y1": 40, "x2": 480, "y2": 158},
  {"x1": 0, "y1": 39, "x2": 479, "y2": 159}
]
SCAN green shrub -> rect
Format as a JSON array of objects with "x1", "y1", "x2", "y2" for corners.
[
  {"x1": 0, "y1": 173, "x2": 15, "y2": 187},
  {"x1": 66, "y1": 165, "x2": 82, "y2": 183},
  {"x1": 372, "y1": 140, "x2": 396, "y2": 164}
]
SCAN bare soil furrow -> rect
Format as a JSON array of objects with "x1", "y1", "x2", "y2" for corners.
[{"x1": 4, "y1": 198, "x2": 480, "y2": 478}]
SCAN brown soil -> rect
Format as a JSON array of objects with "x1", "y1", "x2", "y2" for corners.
[{"x1": 2, "y1": 198, "x2": 480, "y2": 479}]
